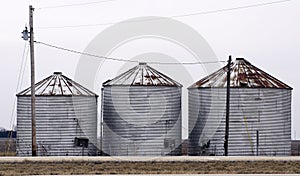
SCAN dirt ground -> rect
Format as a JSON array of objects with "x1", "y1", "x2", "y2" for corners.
[
  {"x1": 0, "y1": 160, "x2": 300, "y2": 175},
  {"x1": 0, "y1": 152, "x2": 16, "y2": 156}
]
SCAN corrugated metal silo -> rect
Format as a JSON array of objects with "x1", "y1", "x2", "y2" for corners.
[
  {"x1": 188, "y1": 58, "x2": 292, "y2": 156},
  {"x1": 17, "y1": 72, "x2": 98, "y2": 156},
  {"x1": 102, "y1": 63, "x2": 182, "y2": 156}
]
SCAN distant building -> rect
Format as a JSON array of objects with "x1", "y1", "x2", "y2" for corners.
[{"x1": 0, "y1": 131, "x2": 16, "y2": 138}]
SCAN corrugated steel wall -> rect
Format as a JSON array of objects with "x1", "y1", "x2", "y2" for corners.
[
  {"x1": 102, "y1": 86, "x2": 182, "y2": 156},
  {"x1": 188, "y1": 88, "x2": 291, "y2": 156},
  {"x1": 17, "y1": 96, "x2": 97, "y2": 156}
]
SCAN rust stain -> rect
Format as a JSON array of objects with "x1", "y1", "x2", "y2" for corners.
[
  {"x1": 103, "y1": 63, "x2": 182, "y2": 87},
  {"x1": 189, "y1": 58, "x2": 292, "y2": 89},
  {"x1": 17, "y1": 72, "x2": 98, "y2": 96}
]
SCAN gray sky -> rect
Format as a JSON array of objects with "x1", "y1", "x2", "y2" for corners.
[{"x1": 1, "y1": 0, "x2": 299, "y2": 139}]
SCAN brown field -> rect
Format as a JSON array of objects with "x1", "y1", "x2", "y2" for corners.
[
  {"x1": 0, "y1": 152, "x2": 16, "y2": 157},
  {"x1": 0, "y1": 160, "x2": 300, "y2": 175}
]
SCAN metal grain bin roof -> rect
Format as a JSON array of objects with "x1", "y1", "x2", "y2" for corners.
[
  {"x1": 17, "y1": 72, "x2": 97, "y2": 96},
  {"x1": 189, "y1": 58, "x2": 292, "y2": 89},
  {"x1": 103, "y1": 63, "x2": 182, "y2": 87}
]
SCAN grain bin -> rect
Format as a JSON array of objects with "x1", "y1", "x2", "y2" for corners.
[
  {"x1": 102, "y1": 63, "x2": 182, "y2": 156},
  {"x1": 17, "y1": 72, "x2": 98, "y2": 156},
  {"x1": 188, "y1": 58, "x2": 292, "y2": 156}
]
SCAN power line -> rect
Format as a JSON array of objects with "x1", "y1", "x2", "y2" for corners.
[
  {"x1": 36, "y1": 0, "x2": 118, "y2": 10},
  {"x1": 172, "y1": 0, "x2": 291, "y2": 18},
  {"x1": 35, "y1": 41, "x2": 137, "y2": 63},
  {"x1": 35, "y1": 41, "x2": 225, "y2": 65},
  {"x1": 9, "y1": 43, "x2": 30, "y2": 131},
  {"x1": 37, "y1": 0, "x2": 292, "y2": 29}
]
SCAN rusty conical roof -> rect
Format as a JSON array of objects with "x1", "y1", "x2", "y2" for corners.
[
  {"x1": 17, "y1": 72, "x2": 97, "y2": 96},
  {"x1": 103, "y1": 63, "x2": 182, "y2": 87},
  {"x1": 189, "y1": 58, "x2": 292, "y2": 89}
]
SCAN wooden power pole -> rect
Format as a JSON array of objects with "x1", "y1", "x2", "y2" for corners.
[
  {"x1": 29, "y1": 5, "x2": 37, "y2": 156},
  {"x1": 224, "y1": 55, "x2": 231, "y2": 156}
]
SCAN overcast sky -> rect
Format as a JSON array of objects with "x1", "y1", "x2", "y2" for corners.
[{"x1": 1, "y1": 0, "x2": 299, "y2": 139}]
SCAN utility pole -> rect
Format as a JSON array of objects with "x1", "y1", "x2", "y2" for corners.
[
  {"x1": 256, "y1": 130, "x2": 259, "y2": 156},
  {"x1": 28, "y1": 5, "x2": 37, "y2": 156},
  {"x1": 224, "y1": 55, "x2": 231, "y2": 156},
  {"x1": 100, "y1": 88, "x2": 104, "y2": 156}
]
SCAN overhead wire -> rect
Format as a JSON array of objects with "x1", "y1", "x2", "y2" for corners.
[
  {"x1": 37, "y1": 0, "x2": 292, "y2": 29},
  {"x1": 36, "y1": 0, "x2": 119, "y2": 10},
  {"x1": 9, "y1": 43, "x2": 30, "y2": 131},
  {"x1": 35, "y1": 41, "x2": 137, "y2": 63},
  {"x1": 35, "y1": 41, "x2": 226, "y2": 65},
  {"x1": 171, "y1": 0, "x2": 291, "y2": 18}
]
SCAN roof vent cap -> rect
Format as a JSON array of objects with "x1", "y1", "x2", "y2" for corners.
[{"x1": 53, "y1": 72, "x2": 62, "y2": 75}]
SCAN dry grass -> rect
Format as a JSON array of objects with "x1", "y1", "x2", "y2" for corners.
[
  {"x1": 0, "y1": 152, "x2": 16, "y2": 156},
  {"x1": 0, "y1": 160, "x2": 300, "y2": 175}
]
